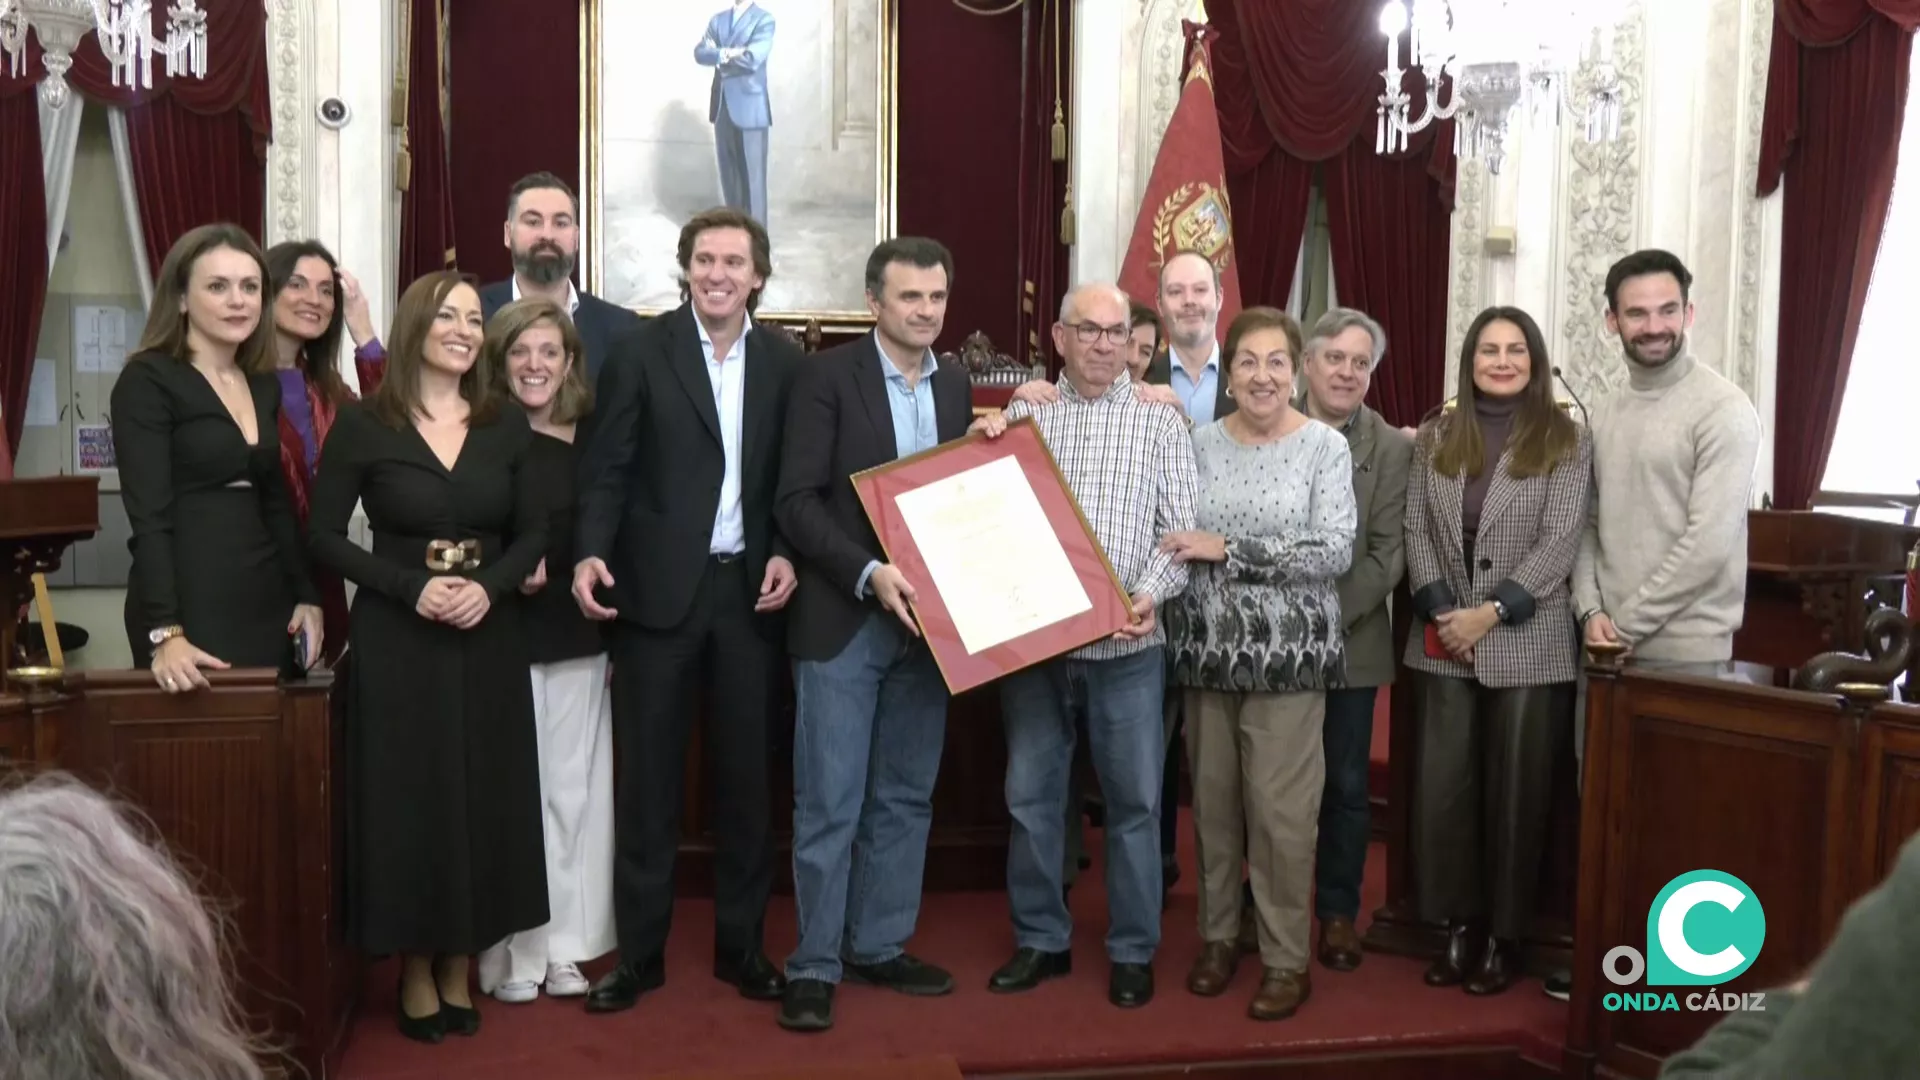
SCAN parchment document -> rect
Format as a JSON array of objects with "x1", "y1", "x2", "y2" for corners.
[{"x1": 892, "y1": 454, "x2": 1092, "y2": 655}]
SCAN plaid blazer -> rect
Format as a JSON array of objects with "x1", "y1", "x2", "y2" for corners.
[{"x1": 1402, "y1": 426, "x2": 1592, "y2": 688}]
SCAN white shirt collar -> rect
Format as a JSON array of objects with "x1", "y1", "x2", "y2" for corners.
[
  {"x1": 695, "y1": 310, "x2": 754, "y2": 359},
  {"x1": 511, "y1": 275, "x2": 580, "y2": 314}
]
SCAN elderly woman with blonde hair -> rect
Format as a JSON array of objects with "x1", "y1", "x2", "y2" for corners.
[{"x1": 0, "y1": 773, "x2": 267, "y2": 1080}]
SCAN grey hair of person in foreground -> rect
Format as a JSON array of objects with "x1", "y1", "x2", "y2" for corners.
[
  {"x1": 1306, "y1": 307, "x2": 1389, "y2": 367},
  {"x1": 0, "y1": 772, "x2": 266, "y2": 1080}
]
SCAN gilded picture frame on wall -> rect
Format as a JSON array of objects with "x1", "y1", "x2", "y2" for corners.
[{"x1": 580, "y1": 0, "x2": 898, "y2": 330}]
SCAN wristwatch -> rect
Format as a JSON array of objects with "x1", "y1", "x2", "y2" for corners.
[
  {"x1": 1491, "y1": 599, "x2": 1510, "y2": 623},
  {"x1": 148, "y1": 624, "x2": 185, "y2": 646}
]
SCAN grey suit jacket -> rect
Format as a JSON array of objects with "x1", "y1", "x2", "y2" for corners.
[
  {"x1": 1402, "y1": 425, "x2": 1593, "y2": 688},
  {"x1": 1334, "y1": 406, "x2": 1414, "y2": 686}
]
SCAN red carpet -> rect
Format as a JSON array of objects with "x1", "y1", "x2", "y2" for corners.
[{"x1": 336, "y1": 829, "x2": 1564, "y2": 1079}]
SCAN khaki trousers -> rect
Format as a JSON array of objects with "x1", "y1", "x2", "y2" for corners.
[{"x1": 1185, "y1": 688, "x2": 1325, "y2": 972}]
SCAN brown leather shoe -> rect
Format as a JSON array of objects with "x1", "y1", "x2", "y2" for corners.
[
  {"x1": 1317, "y1": 917, "x2": 1363, "y2": 972},
  {"x1": 1248, "y1": 967, "x2": 1312, "y2": 1021},
  {"x1": 1185, "y1": 941, "x2": 1239, "y2": 997}
]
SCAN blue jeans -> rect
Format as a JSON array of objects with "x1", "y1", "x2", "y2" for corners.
[
  {"x1": 1315, "y1": 686, "x2": 1377, "y2": 921},
  {"x1": 1001, "y1": 646, "x2": 1166, "y2": 964},
  {"x1": 786, "y1": 613, "x2": 948, "y2": 983}
]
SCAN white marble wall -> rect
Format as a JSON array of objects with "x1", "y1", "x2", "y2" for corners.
[
  {"x1": 1089, "y1": 0, "x2": 1782, "y2": 497},
  {"x1": 265, "y1": 0, "x2": 398, "y2": 394}
]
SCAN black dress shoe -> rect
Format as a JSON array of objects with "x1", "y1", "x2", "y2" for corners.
[
  {"x1": 1543, "y1": 969, "x2": 1572, "y2": 1002},
  {"x1": 778, "y1": 978, "x2": 835, "y2": 1032},
  {"x1": 586, "y1": 960, "x2": 665, "y2": 1014},
  {"x1": 437, "y1": 994, "x2": 480, "y2": 1037},
  {"x1": 715, "y1": 949, "x2": 786, "y2": 1000},
  {"x1": 845, "y1": 953, "x2": 955, "y2": 996},
  {"x1": 1109, "y1": 962, "x2": 1154, "y2": 1007},
  {"x1": 1465, "y1": 937, "x2": 1520, "y2": 995},
  {"x1": 396, "y1": 982, "x2": 444, "y2": 1045},
  {"x1": 987, "y1": 947, "x2": 1072, "y2": 993},
  {"x1": 1424, "y1": 921, "x2": 1485, "y2": 988}
]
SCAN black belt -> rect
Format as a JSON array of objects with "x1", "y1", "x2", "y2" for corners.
[{"x1": 710, "y1": 551, "x2": 745, "y2": 565}]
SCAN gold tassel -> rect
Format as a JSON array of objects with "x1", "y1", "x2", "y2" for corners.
[
  {"x1": 1051, "y1": 103, "x2": 1066, "y2": 162},
  {"x1": 396, "y1": 131, "x2": 414, "y2": 192},
  {"x1": 1049, "y1": 0, "x2": 1066, "y2": 162},
  {"x1": 1060, "y1": 184, "x2": 1076, "y2": 245}
]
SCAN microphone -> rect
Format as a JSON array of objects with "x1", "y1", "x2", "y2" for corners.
[{"x1": 1552, "y1": 366, "x2": 1590, "y2": 427}]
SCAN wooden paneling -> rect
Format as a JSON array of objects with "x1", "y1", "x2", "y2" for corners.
[
  {"x1": 25, "y1": 669, "x2": 357, "y2": 1080},
  {"x1": 1565, "y1": 663, "x2": 1920, "y2": 1080},
  {"x1": 1003, "y1": 1046, "x2": 1558, "y2": 1079}
]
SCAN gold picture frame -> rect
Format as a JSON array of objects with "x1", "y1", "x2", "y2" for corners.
[{"x1": 580, "y1": 0, "x2": 898, "y2": 332}]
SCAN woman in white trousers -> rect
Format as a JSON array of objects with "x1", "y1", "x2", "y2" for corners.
[{"x1": 477, "y1": 298, "x2": 616, "y2": 1001}]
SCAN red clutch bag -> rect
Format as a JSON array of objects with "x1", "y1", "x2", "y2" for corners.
[{"x1": 1424, "y1": 622, "x2": 1450, "y2": 660}]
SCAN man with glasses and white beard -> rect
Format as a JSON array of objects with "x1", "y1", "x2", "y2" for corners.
[{"x1": 480, "y1": 172, "x2": 642, "y2": 384}]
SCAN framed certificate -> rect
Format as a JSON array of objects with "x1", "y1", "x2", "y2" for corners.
[{"x1": 851, "y1": 419, "x2": 1135, "y2": 694}]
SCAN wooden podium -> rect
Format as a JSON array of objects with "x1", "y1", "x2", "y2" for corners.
[{"x1": 1363, "y1": 510, "x2": 1920, "y2": 974}]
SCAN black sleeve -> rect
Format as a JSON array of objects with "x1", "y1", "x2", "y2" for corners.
[
  {"x1": 774, "y1": 357, "x2": 870, "y2": 592},
  {"x1": 575, "y1": 328, "x2": 650, "y2": 565},
  {"x1": 255, "y1": 375, "x2": 320, "y2": 605},
  {"x1": 306, "y1": 406, "x2": 432, "y2": 604},
  {"x1": 110, "y1": 359, "x2": 183, "y2": 631},
  {"x1": 474, "y1": 413, "x2": 549, "y2": 601}
]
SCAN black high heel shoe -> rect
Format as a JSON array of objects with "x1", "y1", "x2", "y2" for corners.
[
  {"x1": 396, "y1": 979, "x2": 444, "y2": 1044},
  {"x1": 438, "y1": 993, "x2": 481, "y2": 1037}
]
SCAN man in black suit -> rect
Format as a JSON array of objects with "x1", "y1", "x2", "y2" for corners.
[
  {"x1": 571, "y1": 206, "x2": 802, "y2": 1013},
  {"x1": 771, "y1": 238, "x2": 973, "y2": 1033},
  {"x1": 1143, "y1": 250, "x2": 1234, "y2": 425},
  {"x1": 479, "y1": 171, "x2": 642, "y2": 383}
]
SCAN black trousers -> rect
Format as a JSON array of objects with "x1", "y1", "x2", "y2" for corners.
[
  {"x1": 1411, "y1": 671, "x2": 1573, "y2": 941},
  {"x1": 609, "y1": 556, "x2": 776, "y2": 964}
]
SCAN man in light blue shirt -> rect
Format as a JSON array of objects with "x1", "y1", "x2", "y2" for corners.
[
  {"x1": 1144, "y1": 250, "x2": 1234, "y2": 426},
  {"x1": 772, "y1": 238, "x2": 977, "y2": 1032}
]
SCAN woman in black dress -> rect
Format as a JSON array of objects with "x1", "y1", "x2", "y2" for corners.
[
  {"x1": 475, "y1": 298, "x2": 616, "y2": 1004},
  {"x1": 307, "y1": 271, "x2": 549, "y2": 1044},
  {"x1": 111, "y1": 223, "x2": 324, "y2": 691}
]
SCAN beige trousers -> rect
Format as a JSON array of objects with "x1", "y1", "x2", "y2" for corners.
[{"x1": 1185, "y1": 688, "x2": 1326, "y2": 972}]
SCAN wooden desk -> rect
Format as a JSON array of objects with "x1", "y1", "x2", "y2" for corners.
[{"x1": 1563, "y1": 665, "x2": 1920, "y2": 1079}]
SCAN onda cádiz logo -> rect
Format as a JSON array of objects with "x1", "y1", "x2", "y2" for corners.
[{"x1": 1602, "y1": 870, "x2": 1768, "y2": 1013}]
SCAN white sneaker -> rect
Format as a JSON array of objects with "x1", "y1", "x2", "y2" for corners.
[
  {"x1": 493, "y1": 980, "x2": 539, "y2": 1004},
  {"x1": 545, "y1": 962, "x2": 590, "y2": 997}
]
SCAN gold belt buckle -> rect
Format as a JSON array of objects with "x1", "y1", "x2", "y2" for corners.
[{"x1": 425, "y1": 539, "x2": 481, "y2": 571}]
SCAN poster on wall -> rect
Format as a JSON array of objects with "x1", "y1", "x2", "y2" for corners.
[
  {"x1": 75, "y1": 423, "x2": 115, "y2": 472},
  {"x1": 582, "y1": 0, "x2": 897, "y2": 329}
]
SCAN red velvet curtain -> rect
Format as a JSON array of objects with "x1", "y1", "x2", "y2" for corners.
[
  {"x1": 1207, "y1": 0, "x2": 1455, "y2": 427},
  {"x1": 399, "y1": 0, "x2": 457, "y2": 287},
  {"x1": 0, "y1": 88, "x2": 49, "y2": 457},
  {"x1": 446, "y1": 1, "x2": 1058, "y2": 357},
  {"x1": 1759, "y1": 0, "x2": 1920, "y2": 508}
]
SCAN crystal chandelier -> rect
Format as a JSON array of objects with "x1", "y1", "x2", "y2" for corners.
[
  {"x1": 1376, "y1": 0, "x2": 1625, "y2": 174},
  {"x1": 0, "y1": 0, "x2": 208, "y2": 109}
]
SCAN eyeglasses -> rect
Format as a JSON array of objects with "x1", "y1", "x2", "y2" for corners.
[{"x1": 1064, "y1": 321, "x2": 1132, "y2": 346}]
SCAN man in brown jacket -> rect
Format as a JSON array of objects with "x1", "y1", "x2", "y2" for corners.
[{"x1": 1297, "y1": 307, "x2": 1413, "y2": 970}]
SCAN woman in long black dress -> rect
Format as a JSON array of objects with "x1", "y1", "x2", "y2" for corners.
[
  {"x1": 307, "y1": 271, "x2": 549, "y2": 1044},
  {"x1": 111, "y1": 223, "x2": 323, "y2": 691}
]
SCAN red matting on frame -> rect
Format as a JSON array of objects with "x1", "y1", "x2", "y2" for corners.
[{"x1": 852, "y1": 419, "x2": 1133, "y2": 694}]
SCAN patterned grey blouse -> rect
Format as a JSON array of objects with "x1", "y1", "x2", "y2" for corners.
[{"x1": 1167, "y1": 419, "x2": 1359, "y2": 693}]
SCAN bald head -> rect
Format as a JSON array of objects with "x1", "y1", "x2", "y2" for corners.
[{"x1": 1053, "y1": 281, "x2": 1132, "y2": 396}]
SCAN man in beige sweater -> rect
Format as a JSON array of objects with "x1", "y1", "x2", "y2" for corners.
[{"x1": 1573, "y1": 249, "x2": 1762, "y2": 675}]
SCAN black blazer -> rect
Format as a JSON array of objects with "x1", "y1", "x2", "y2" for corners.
[
  {"x1": 575, "y1": 302, "x2": 801, "y2": 632},
  {"x1": 1146, "y1": 346, "x2": 1235, "y2": 421},
  {"x1": 775, "y1": 336, "x2": 974, "y2": 661},
  {"x1": 479, "y1": 279, "x2": 644, "y2": 385}
]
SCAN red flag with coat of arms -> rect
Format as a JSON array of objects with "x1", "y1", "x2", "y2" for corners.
[{"x1": 1119, "y1": 23, "x2": 1241, "y2": 332}]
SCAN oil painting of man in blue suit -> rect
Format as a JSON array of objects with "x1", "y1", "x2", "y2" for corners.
[{"x1": 696, "y1": 2, "x2": 776, "y2": 230}]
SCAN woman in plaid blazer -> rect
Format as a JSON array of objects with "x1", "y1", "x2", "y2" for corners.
[{"x1": 1402, "y1": 306, "x2": 1591, "y2": 996}]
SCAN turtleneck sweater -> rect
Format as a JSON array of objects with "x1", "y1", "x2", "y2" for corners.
[
  {"x1": 1462, "y1": 391, "x2": 1521, "y2": 537},
  {"x1": 1572, "y1": 352, "x2": 1762, "y2": 662}
]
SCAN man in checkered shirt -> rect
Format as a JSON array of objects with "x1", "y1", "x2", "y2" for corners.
[{"x1": 970, "y1": 281, "x2": 1199, "y2": 1008}]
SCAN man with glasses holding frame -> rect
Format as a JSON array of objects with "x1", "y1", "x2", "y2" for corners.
[{"x1": 970, "y1": 281, "x2": 1199, "y2": 1009}]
